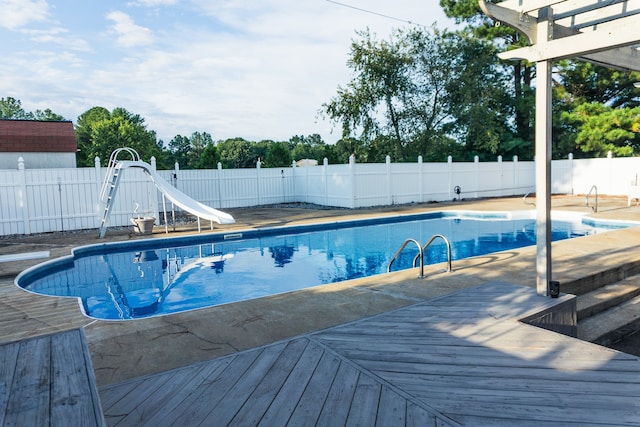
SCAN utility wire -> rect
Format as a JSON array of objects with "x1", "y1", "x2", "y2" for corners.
[{"x1": 325, "y1": 0, "x2": 426, "y2": 27}]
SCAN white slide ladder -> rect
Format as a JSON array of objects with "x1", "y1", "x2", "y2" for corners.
[{"x1": 99, "y1": 148, "x2": 140, "y2": 238}]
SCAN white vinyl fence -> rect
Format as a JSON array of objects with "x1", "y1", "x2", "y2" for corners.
[{"x1": 1, "y1": 153, "x2": 639, "y2": 236}]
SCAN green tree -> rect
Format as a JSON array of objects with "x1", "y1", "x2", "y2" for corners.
[
  {"x1": 198, "y1": 143, "x2": 220, "y2": 169},
  {"x1": 75, "y1": 107, "x2": 110, "y2": 166},
  {"x1": 0, "y1": 97, "x2": 66, "y2": 121},
  {"x1": 253, "y1": 140, "x2": 271, "y2": 165},
  {"x1": 218, "y1": 137, "x2": 255, "y2": 168},
  {"x1": 75, "y1": 106, "x2": 162, "y2": 167},
  {"x1": 557, "y1": 61, "x2": 640, "y2": 109},
  {"x1": 561, "y1": 102, "x2": 640, "y2": 157},
  {"x1": 290, "y1": 134, "x2": 328, "y2": 162},
  {"x1": 552, "y1": 61, "x2": 640, "y2": 158},
  {"x1": 440, "y1": 0, "x2": 536, "y2": 153},
  {"x1": 265, "y1": 141, "x2": 292, "y2": 167},
  {"x1": 189, "y1": 131, "x2": 213, "y2": 168},
  {"x1": 32, "y1": 108, "x2": 65, "y2": 121},
  {"x1": 0, "y1": 97, "x2": 28, "y2": 118},
  {"x1": 440, "y1": 32, "x2": 518, "y2": 159},
  {"x1": 323, "y1": 28, "x2": 415, "y2": 159},
  {"x1": 323, "y1": 27, "x2": 513, "y2": 162},
  {"x1": 332, "y1": 137, "x2": 369, "y2": 163},
  {"x1": 168, "y1": 134, "x2": 191, "y2": 167}
]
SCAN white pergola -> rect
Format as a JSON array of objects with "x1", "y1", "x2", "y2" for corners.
[{"x1": 479, "y1": 0, "x2": 640, "y2": 296}]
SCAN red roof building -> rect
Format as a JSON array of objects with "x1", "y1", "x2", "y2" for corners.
[{"x1": 0, "y1": 119, "x2": 77, "y2": 168}]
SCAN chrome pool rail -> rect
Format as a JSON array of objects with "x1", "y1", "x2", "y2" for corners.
[
  {"x1": 387, "y1": 234, "x2": 453, "y2": 278},
  {"x1": 586, "y1": 185, "x2": 598, "y2": 213},
  {"x1": 523, "y1": 187, "x2": 536, "y2": 207}
]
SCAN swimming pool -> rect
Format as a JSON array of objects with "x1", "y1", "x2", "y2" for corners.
[{"x1": 16, "y1": 210, "x2": 632, "y2": 320}]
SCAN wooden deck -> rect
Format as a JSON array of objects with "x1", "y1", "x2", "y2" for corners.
[
  {"x1": 1, "y1": 329, "x2": 105, "y2": 426},
  {"x1": 99, "y1": 282, "x2": 640, "y2": 426}
]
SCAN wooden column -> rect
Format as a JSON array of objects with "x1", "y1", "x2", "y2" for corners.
[{"x1": 536, "y1": 7, "x2": 553, "y2": 296}]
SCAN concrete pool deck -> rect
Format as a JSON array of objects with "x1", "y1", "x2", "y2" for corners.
[{"x1": 1, "y1": 195, "x2": 640, "y2": 387}]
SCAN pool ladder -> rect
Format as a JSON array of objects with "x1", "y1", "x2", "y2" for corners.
[
  {"x1": 586, "y1": 185, "x2": 598, "y2": 213},
  {"x1": 387, "y1": 234, "x2": 452, "y2": 278}
]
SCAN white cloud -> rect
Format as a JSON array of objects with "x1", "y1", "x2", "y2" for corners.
[
  {"x1": 0, "y1": 0, "x2": 50, "y2": 30},
  {"x1": 0, "y1": 0, "x2": 453, "y2": 145},
  {"x1": 128, "y1": 0, "x2": 179, "y2": 6},
  {"x1": 106, "y1": 10, "x2": 154, "y2": 47},
  {"x1": 26, "y1": 27, "x2": 91, "y2": 51}
]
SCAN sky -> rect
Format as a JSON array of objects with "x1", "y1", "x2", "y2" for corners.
[{"x1": 0, "y1": 0, "x2": 453, "y2": 145}]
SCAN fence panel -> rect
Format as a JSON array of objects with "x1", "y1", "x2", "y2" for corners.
[
  {"x1": 501, "y1": 159, "x2": 517, "y2": 197},
  {"x1": 216, "y1": 168, "x2": 259, "y2": 208},
  {"x1": 515, "y1": 161, "x2": 535, "y2": 195},
  {"x1": 176, "y1": 169, "x2": 220, "y2": 208},
  {"x1": 476, "y1": 162, "x2": 503, "y2": 198},
  {"x1": 0, "y1": 169, "x2": 23, "y2": 235},
  {"x1": 571, "y1": 158, "x2": 607, "y2": 195},
  {"x1": 552, "y1": 158, "x2": 573, "y2": 194},
  {"x1": 257, "y1": 167, "x2": 293, "y2": 205},
  {"x1": 353, "y1": 162, "x2": 389, "y2": 208},
  {"x1": 302, "y1": 166, "x2": 328, "y2": 206},
  {"x1": 324, "y1": 164, "x2": 353, "y2": 208},
  {"x1": 422, "y1": 162, "x2": 451, "y2": 201},
  {"x1": 389, "y1": 162, "x2": 420, "y2": 205},
  {"x1": 3, "y1": 156, "x2": 640, "y2": 236},
  {"x1": 450, "y1": 161, "x2": 478, "y2": 199}
]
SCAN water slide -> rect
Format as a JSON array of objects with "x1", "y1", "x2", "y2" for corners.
[{"x1": 117, "y1": 160, "x2": 236, "y2": 225}]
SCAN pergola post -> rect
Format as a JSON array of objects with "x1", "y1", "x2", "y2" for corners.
[
  {"x1": 536, "y1": 59, "x2": 553, "y2": 295},
  {"x1": 535, "y1": 7, "x2": 553, "y2": 296}
]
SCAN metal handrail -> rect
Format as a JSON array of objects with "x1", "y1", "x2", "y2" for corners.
[
  {"x1": 387, "y1": 234, "x2": 453, "y2": 278},
  {"x1": 416, "y1": 234, "x2": 453, "y2": 273},
  {"x1": 387, "y1": 238, "x2": 424, "y2": 278},
  {"x1": 586, "y1": 185, "x2": 598, "y2": 212},
  {"x1": 100, "y1": 148, "x2": 141, "y2": 202},
  {"x1": 523, "y1": 188, "x2": 536, "y2": 207}
]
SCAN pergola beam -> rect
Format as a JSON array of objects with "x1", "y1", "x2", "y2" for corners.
[
  {"x1": 481, "y1": 0, "x2": 640, "y2": 72},
  {"x1": 499, "y1": 14, "x2": 640, "y2": 63}
]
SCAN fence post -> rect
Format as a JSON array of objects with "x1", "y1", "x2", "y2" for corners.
[
  {"x1": 256, "y1": 159, "x2": 262, "y2": 206},
  {"x1": 150, "y1": 157, "x2": 160, "y2": 223},
  {"x1": 568, "y1": 153, "x2": 574, "y2": 195},
  {"x1": 474, "y1": 155, "x2": 480, "y2": 198},
  {"x1": 386, "y1": 155, "x2": 392, "y2": 205},
  {"x1": 607, "y1": 151, "x2": 613, "y2": 195},
  {"x1": 498, "y1": 155, "x2": 503, "y2": 196},
  {"x1": 17, "y1": 157, "x2": 31, "y2": 235},
  {"x1": 217, "y1": 162, "x2": 223, "y2": 207},
  {"x1": 305, "y1": 159, "x2": 311, "y2": 205},
  {"x1": 94, "y1": 156, "x2": 102, "y2": 224},
  {"x1": 291, "y1": 160, "x2": 297, "y2": 203},
  {"x1": 418, "y1": 156, "x2": 423, "y2": 203},
  {"x1": 447, "y1": 155, "x2": 453, "y2": 200},
  {"x1": 512, "y1": 155, "x2": 518, "y2": 196},
  {"x1": 323, "y1": 157, "x2": 329, "y2": 206},
  {"x1": 173, "y1": 162, "x2": 179, "y2": 188},
  {"x1": 349, "y1": 154, "x2": 356, "y2": 208}
]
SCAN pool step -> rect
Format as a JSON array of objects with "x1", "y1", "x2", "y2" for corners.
[
  {"x1": 577, "y1": 274, "x2": 640, "y2": 347},
  {"x1": 562, "y1": 258, "x2": 640, "y2": 296}
]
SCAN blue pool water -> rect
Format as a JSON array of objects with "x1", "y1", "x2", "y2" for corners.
[{"x1": 16, "y1": 211, "x2": 631, "y2": 320}]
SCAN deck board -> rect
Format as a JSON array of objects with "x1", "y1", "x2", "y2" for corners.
[
  {"x1": 99, "y1": 281, "x2": 640, "y2": 426},
  {"x1": 286, "y1": 350, "x2": 341, "y2": 425},
  {"x1": 1, "y1": 329, "x2": 105, "y2": 426}
]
